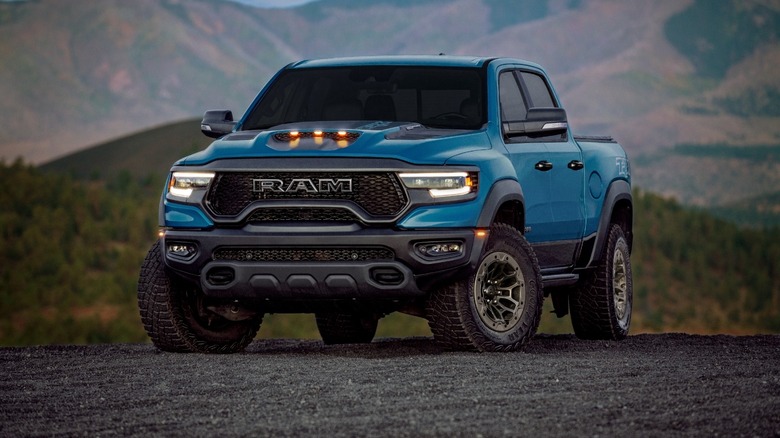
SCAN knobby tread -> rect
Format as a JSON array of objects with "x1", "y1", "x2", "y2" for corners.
[
  {"x1": 426, "y1": 224, "x2": 543, "y2": 352},
  {"x1": 137, "y1": 241, "x2": 192, "y2": 352},
  {"x1": 426, "y1": 281, "x2": 477, "y2": 351},
  {"x1": 137, "y1": 241, "x2": 261, "y2": 353},
  {"x1": 570, "y1": 224, "x2": 632, "y2": 340}
]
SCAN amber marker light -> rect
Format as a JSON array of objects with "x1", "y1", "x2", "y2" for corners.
[
  {"x1": 335, "y1": 130, "x2": 348, "y2": 147},
  {"x1": 313, "y1": 130, "x2": 324, "y2": 145},
  {"x1": 475, "y1": 229, "x2": 488, "y2": 238},
  {"x1": 289, "y1": 130, "x2": 300, "y2": 137}
]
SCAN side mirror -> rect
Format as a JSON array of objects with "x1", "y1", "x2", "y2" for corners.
[
  {"x1": 503, "y1": 107, "x2": 568, "y2": 137},
  {"x1": 201, "y1": 110, "x2": 236, "y2": 139}
]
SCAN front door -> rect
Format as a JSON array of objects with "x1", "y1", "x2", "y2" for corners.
[
  {"x1": 498, "y1": 70, "x2": 553, "y2": 245},
  {"x1": 499, "y1": 69, "x2": 585, "y2": 269}
]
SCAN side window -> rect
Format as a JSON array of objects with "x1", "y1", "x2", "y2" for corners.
[
  {"x1": 499, "y1": 71, "x2": 527, "y2": 121},
  {"x1": 520, "y1": 72, "x2": 556, "y2": 108}
]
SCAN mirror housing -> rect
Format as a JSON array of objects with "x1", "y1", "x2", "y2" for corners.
[
  {"x1": 503, "y1": 107, "x2": 568, "y2": 137},
  {"x1": 201, "y1": 110, "x2": 236, "y2": 138}
]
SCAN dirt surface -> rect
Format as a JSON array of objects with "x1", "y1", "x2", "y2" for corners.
[{"x1": 1, "y1": 334, "x2": 779, "y2": 437}]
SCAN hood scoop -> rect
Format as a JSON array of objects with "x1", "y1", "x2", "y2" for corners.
[{"x1": 266, "y1": 129, "x2": 362, "y2": 151}]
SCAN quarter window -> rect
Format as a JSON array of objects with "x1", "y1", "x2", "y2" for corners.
[
  {"x1": 499, "y1": 71, "x2": 527, "y2": 121},
  {"x1": 520, "y1": 72, "x2": 556, "y2": 108}
]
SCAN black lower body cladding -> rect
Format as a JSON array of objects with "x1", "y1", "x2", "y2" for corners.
[{"x1": 161, "y1": 227, "x2": 486, "y2": 302}]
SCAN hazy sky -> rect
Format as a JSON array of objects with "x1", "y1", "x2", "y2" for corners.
[
  {"x1": 227, "y1": 0, "x2": 317, "y2": 8},
  {"x1": 0, "y1": 0, "x2": 319, "y2": 5}
]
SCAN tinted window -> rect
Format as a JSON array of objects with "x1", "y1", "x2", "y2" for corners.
[
  {"x1": 499, "y1": 71, "x2": 527, "y2": 121},
  {"x1": 242, "y1": 66, "x2": 486, "y2": 130},
  {"x1": 520, "y1": 71, "x2": 555, "y2": 108}
]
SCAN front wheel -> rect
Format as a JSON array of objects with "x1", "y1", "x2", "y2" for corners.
[
  {"x1": 137, "y1": 241, "x2": 262, "y2": 353},
  {"x1": 426, "y1": 224, "x2": 543, "y2": 352},
  {"x1": 570, "y1": 224, "x2": 633, "y2": 340}
]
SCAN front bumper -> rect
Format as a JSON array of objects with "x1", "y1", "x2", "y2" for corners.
[{"x1": 162, "y1": 226, "x2": 487, "y2": 301}]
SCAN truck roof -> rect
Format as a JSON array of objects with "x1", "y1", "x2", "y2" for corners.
[{"x1": 287, "y1": 55, "x2": 540, "y2": 70}]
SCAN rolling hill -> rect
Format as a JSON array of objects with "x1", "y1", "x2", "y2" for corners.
[{"x1": 40, "y1": 118, "x2": 209, "y2": 183}]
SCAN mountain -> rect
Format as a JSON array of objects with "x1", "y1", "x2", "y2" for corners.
[
  {"x1": 40, "y1": 118, "x2": 209, "y2": 182},
  {"x1": 1, "y1": 0, "x2": 779, "y2": 218},
  {"x1": 0, "y1": 0, "x2": 297, "y2": 163}
]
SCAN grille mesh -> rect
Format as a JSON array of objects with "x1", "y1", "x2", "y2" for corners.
[
  {"x1": 206, "y1": 172, "x2": 407, "y2": 217},
  {"x1": 247, "y1": 208, "x2": 359, "y2": 223},
  {"x1": 213, "y1": 247, "x2": 394, "y2": 262}
]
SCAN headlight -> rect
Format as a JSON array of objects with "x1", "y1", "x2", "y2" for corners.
[
  {"x1": 398, "y1": 172, "x2": 476, "y2": 198},
  {"x1": 168, "y1": 172, "x2": 215, "y2": 198}
]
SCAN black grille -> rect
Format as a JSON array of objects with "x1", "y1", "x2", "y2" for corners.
[
  {"x1": 213, "y1": 247, "x2": 394, "y2": 262},
  {"x1": 206, "y1": 172, "x2": 408, "y2": 217},
  {"x1": 247, "y1": 208, "x2": 359, "y2": 223}
]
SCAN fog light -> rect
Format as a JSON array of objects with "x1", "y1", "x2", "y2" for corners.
[
  {"x1": 167, "y1": 243, "x2": 197, "y2": 258},
  {"x1": 416, "y1": 242, "x2": 463, "y2": 257}
]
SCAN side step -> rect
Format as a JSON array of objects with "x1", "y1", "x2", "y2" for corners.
[{"x1": 541, "y1": 273, "x2": 579, "y2": 288}]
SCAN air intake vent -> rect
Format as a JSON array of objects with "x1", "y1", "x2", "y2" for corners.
[
  {"x1": 370, "y1": 267, "x2": 404, "y2": 286},
  {"x1": 213, "y1": 247, "x2": 394, "y2": 263},
  {"x1": 246, "y1": 208, "x2": 359, "y2": 223},
  {"x1": 206, "y1": 267, "x2": 235, "y2": 286}
]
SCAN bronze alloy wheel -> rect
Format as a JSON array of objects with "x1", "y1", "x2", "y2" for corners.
[
  {"x1": 472, "y1": 251, "x2": 526, "y2": 333},
  {"x1": 612, "y1": 246, "x2": 629, "y2": 328}
]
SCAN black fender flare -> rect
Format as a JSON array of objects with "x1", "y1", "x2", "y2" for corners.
[
  {"x1": 580, "y1": 179, "x2": 632, "y2": 269},
  {"x1": 476, "y1": 179, "x2": 525, "y2": 229}
]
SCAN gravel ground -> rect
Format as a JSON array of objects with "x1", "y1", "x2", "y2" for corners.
[{"x1": 1, "y1": 334, "x2": 779, "y2": 437}]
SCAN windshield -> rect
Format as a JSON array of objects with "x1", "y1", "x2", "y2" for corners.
[{"x1": 242, "y1": 66, "x2": 486, "y2": 130}]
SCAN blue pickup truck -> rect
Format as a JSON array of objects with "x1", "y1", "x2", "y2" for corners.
[{"x1": 137, "y1": 55, "x2": 633, "y2": 353}]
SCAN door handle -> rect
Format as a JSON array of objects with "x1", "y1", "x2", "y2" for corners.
[
  {"x1": 535, "y1": 160, "x2": 553, "y2": 172},
  {"x1": 568, "y1": 160, "x2": 584, "y2": 170}
]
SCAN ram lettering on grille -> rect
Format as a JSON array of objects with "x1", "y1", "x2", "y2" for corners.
[{"x1": 252, "y1": 178, "x2": 352, "y2": 194}]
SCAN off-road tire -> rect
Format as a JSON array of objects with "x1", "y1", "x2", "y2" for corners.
[
  {"x1": 315, "y1": 313, "x2": 378, "y2": 345},
  {"x1": 570, "y1": 224, "x2": 633, "y2": 340},
  {"x1": 426, "y1": 224, "x2": 543, "y2": 352},
  {"x1": 137, "y1": 241, "x2": 262, "y2": 353}
]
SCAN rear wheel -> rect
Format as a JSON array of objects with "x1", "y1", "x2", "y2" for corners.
[
  {"x1": 570, "y1": 224, "x2": 633, "y2": 340},
  {"x1": 315, "y1": 312, "x2": 378, "y2": 345},
  {"x1": 137, "y1": 241, "x2": 262, "y2": 353},
  {"x1": 426, "y1": 224, "x2": 543, "y2": 352}
]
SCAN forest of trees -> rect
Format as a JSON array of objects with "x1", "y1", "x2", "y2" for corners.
[
  {"x1": 0, "y1": 159, "x2": 778, "y2": 346},
  {"x1": 0, "y1": 160, "x2": 157, "y2": 344}
]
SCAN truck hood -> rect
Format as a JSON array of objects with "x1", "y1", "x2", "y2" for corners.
[{"x1": 177, "y1": 121, "x2": 490, "y2": 166}]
